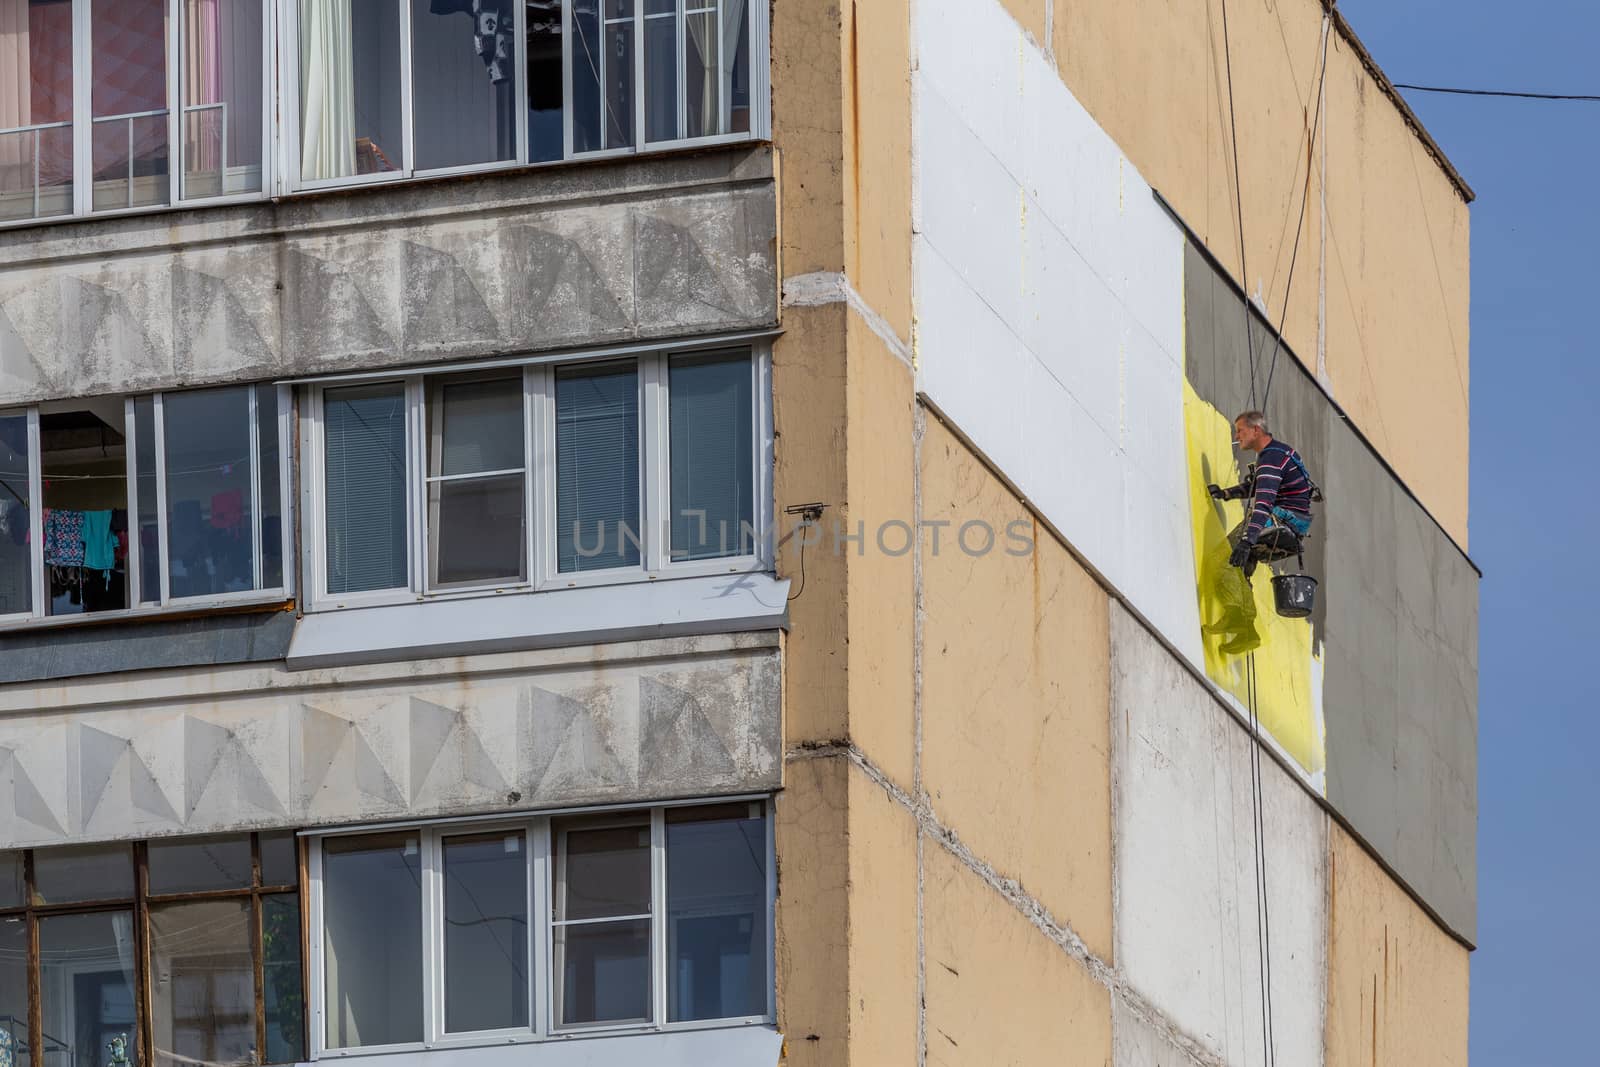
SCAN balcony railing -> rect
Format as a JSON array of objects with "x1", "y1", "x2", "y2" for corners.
[{"x1": 0, "y1": 120, "x2": 72, "y2": 219}]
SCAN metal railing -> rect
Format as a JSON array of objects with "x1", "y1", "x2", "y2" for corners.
[
  {"x1": 0, "y1": 120, "x2": 71, "y2": 219},
  {"x1": 90, "y1": 107, "x2": 169, "y2": 209},
  {"x1": 182, "y1": 100, "x2": 229, "y2": 187}
]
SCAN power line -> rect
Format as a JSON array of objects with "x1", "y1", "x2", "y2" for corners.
[{"x1": 1393, "y1": 82, "x2": 1600, "y2": 102}]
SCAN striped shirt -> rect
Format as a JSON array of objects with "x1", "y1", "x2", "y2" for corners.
[{"x1": 1244, "y1": 440, "x2": 1314, "y2": 542}]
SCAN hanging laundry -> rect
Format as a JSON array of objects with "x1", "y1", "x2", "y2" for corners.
[
  {"x1": 43, "y1": 508, "x2": 86, "y2": 568},
  {"x1": 81, "y1": 509, "x2": 119, "y2": 579},
  {"x1": 210, "y1": 489, "x2": 245, "y2": 532}
]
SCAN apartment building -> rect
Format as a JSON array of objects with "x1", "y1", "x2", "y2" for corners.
[{"x1": 0, "y1": 0, "x2": 1475, "y2": 1065}]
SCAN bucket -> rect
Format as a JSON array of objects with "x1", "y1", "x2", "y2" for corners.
[{"x1": 1271, "y1": 573, "x2": 1318, "y2": 618}]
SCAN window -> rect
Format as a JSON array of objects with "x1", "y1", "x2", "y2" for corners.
[
  {"x1": 306, "y1": 345, "x2": 768, "y2": 611},
  {"x1": 0, "y1": 383, "x2": 292, "y2": 629},
  {"x1": 0, "y1": 0, "x2": 766, "y2": 227},
  {"x1": 0, "y1": 0, "x2": 268, "y2": 225},
  {"x1": 0, "y1": 834, "x2": 305, "y2": 1067},
  {"x1": 309, "y1": 800, "x2": 772, "y2": 1053}
]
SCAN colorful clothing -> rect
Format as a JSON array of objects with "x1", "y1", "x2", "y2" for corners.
[
  {"x1": 82, "y1": 509, "x2": 119, "y2": 573},
  {"x1": 1243, "y1": 440, "x2": 1314, "y2": 543},
  {"x1": 43, "y1": 508, "x2": 85, "y2": 567}
]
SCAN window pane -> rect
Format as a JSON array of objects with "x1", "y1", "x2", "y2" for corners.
[
  {"x1": 526, "y1": 0, "x2": 563, "y2": 161},
  {"x1": 443, "y1": 832, "x2": 528, "y2": 1034},
  {"x1": 148, "y1": 835, "x2": 253, "y2": 895},
  {"x1": 32, "y1": 844, "x2": 134, "y2": 905},
  {"x1": 603, "y1": 0, "x2": 635, "y2": 149},
  {"x1": 299, "y1": 0, "x2": 403, "y2": 181},
  {"x1": 262, "y1": 895, "x2": 304, "y2": 1064},
  {"x1": 666, "y1": 803, "x2": 767, "y2": 1021},
  {"x1": 556, "y1": 363, "x2": 640, "y2": 573},
  {"x1": 0, "y1": 0, "x2": 74, "y2": 223},
  {"x1": 41, "y1": 404, "x2": 130, "y2": 616},
  {"x1": 134, "y1": 397, "x2": 160, "y2": 604},
  {"x1": 0, "y1": 851, "x2": 22, "y2": 908},
  {"x1": 686, "y1": 0, "x2": 745, "y2": 138},
  {"x1": 643, "y1": 10, "x2": 676, "y2": 142},
  {"x1": 163, "y1": 387, "x2": 256, "y2": 599},
  {"x1": 0, "y1": 917, "x2": 28, "y2": 1067},
  {"x1": 669, "y1": 352, "x2": 754, "y2": 561},
  {"x1": 429, "y1": 475, "x2": 526, "y2": 586},
  {"x1": 429, "y1": 376, "x2": 524, "y2": 477},
  {"x1": 92, "y1": 0, "x2": 170, "y2": 211},
  {"x1": 554, "y1": 919, "x2": 649, "y2": 1028},
  {"x1": 570, "y1": 0, "x2": 602, "y2": 152},
  {"x1": 39, "y1": 911, "x2": 140, "y2": 1067},
  {"x1": 411, "y1": 0, "x2": 515, "y2": 171},
  {"x1": 322, "y1": 833, "x2": 422, "y2": 1049},
  {"x1": 257, "y1": 387, "x2": 283, "y2": 590},
  {"x1": 182, "y1": 0, "x2": 264, "y2": 199},
  {"x1": 149, "y1": 900, "x2": 254, "y2": 1067},
  {"x1": 323, "y1": 384, "x2": 408, "y2": 595},
  {"x1": 553, "y1": 819, "x2": 649, "y2": 921},
  {"x1": 260, "y1": 833, "x2": 297, "y2": 887},
  {"x1": 0, "y1": 415, "x2": 31, "y2": 616}
]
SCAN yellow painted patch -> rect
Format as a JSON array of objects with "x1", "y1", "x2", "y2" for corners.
[{"x1": 1182, "y1": 380, "x2": 1325, "y2": 778}]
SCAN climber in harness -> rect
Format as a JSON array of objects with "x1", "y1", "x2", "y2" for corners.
[{"x1": 1207, "y1": 410, "x2": 1318, "y2": 577}]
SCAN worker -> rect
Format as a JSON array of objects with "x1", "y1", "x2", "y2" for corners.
[{"x1": 1207, "y1": 410, "x2": 1316, "y2": 571}]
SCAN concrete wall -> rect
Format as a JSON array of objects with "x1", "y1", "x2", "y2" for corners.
[
  {"x1": 0, "y1": 149, "x2": 777, "y2": 404},
  {"x1": 1053, "y1": 0, "x2": 1472, "y2": 546},
  {"x1": 0, "y1": 633, "x2": 780, "y2": 846},
  {"x1": 1183, "y1": 244, "x2": 1478, "y2": 943}
]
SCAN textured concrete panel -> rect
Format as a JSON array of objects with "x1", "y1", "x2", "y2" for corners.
[
  {"x1": 1112, "y1": 604, "x2": 1327, "y2": 1067},
  {"x1": 1183, "y1": 242, "x2": 1478, "y2": 944},
  {"x1": 0, "y1": 610, "x2": 295, "y2": 685},
  {"x1": 923, "y1": 841, "x2": 1112, "y2": 1066},
  {"x1": 1325, "y1": 826, "x2": 1469, "y2": 1067},
  {"x1": 0, "y1": 149, "x2": 777, "y2": 405},
  {"x1": 920, "y1": 416, "x2": 1114, "y2": 961},
  {"x1": 846, "y1": 765, "x2": 920, "y2": 1065},
  {"x1": 0, "y1": 638, "x2": 780, "y2": 846}
]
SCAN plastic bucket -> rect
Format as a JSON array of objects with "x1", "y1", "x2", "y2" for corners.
[{"x1": 1271, "y1": 573, "x2": 1318, "y2": 618}]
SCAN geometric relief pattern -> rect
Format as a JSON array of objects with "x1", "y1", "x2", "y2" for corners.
[{"x1": 0, "y1": 649, "x2": 780, "y2": 848}]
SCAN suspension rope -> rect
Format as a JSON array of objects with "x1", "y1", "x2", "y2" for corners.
[
  {"x1": 1261, "y1": 14, "x2": 1333, "y2": 413},
  {"x1": 1245, "y1": 650, "x2": 1277, "y2": 1066},
  {"x1": 1218, "y1": 0, "x2": 1258, "y2": 408}
]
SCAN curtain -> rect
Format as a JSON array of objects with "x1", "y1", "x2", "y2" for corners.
[
  {"x1": 720, "y1": 0, "x2": 746, "y2": 134},
  {"x1": 299, "y1": 0, "x2": 356, "y2": 179},
  {"x1": 185, "y1": 0, "x2": 223, "y2": 171},
  {"x1": 685, "y1": 6, "x2": 715, "y2": 137},
  {"x1": 0, "y1": 0, "x2": 31, "y2": 175}
]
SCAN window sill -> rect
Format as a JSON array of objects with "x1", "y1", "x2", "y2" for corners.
[
  {"x1": 285, "y1": 572, "x2": 789, "y2": 670},
  {"x1": 308, "y1": 1023, "x2": 781, "y2": 1066},
  {"x1": 0, "y1": 593, "x2": 294, "y2": 635}
]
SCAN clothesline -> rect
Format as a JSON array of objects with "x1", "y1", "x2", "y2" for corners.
[{"x1": 0, "y1": 455, "x2": 250, "y2": 482}]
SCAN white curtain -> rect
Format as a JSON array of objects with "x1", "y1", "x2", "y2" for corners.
[
  {"x1": 719, "y1": 0, "x2": 745, "y2": 134},
  {"x1": 299, "y1": 0, "x2": 356, "y2": 180},
  {"x1": 0, "y1": 0, "x2": 31, "y2": 173},
  {"x1": 685, "y1": 6, "x2": 716, "y2": 136}
]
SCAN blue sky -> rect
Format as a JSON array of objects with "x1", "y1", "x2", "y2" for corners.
[{"x1": 1335, "y1": 2, "x2": 1599, "y2": 1061}]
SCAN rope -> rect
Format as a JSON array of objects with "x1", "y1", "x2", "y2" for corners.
[
  {"x1": 1218, "y1": 0, "x2": 1257, "y2": 408},
  {"x1": 1245, "y1": 651, "x2": 1277, "y2": 1066},
  {"x1": 1261, "y1": 15, "x2": 1333, "y2": 414}
]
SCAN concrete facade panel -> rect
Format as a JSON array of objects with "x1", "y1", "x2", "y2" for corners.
[
  {"x1": 1325, "y1": 826, "x2": 1470, "y2": 1067},
  {"x1": 1112, "y1": 604, "x2": 1327, "y2": 1067},
  {"x1": 919, "y1": 416, "x2": 1114, "y2": 961},
  {"x1": 0, "y1": 150, "x2": 777, "y2": 405},
  {"x1": 0, "y1": 637, "x2": 780, "y2": 846},
  {"x1": 0, "y1": 610, "x2": 295, "y2": 685},
  {"x1": 846, "y1": 764, "x2": 920, "y2": 1065},
  {"x1": 923, "y1": 842, "x2": 1113, "y2": 1066}
]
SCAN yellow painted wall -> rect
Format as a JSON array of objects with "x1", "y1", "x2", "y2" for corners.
[
  {"x1": 923, "y1": 842, "x2": 1113, "y2": 1065},
  {"x1": 1182, "y1": 379, "x2": 1325, "y2": 779},
  {"x1": 1326, "y1": 825, "x2": 1471, "y2": 1067},
  {"x1": 1054, "y1": 0, "x2": 1471, "y2": 545},
  {"x1": 919, "y1": 415, "x2": 1114, "y2": 961}
]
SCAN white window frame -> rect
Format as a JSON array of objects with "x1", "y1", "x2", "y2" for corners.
[
  {"x1": 302, "y1": 341, "x2": 773, "y2": 613},
  {"x1": 0, "y1": 383, "x2": 295, "y2": 631},
  {"x1": 0, "y1": 0, "x2": 274, "y2": 232},
  {"x1": 304, "y1": 797, "x2": 776, "y2": 1059}
]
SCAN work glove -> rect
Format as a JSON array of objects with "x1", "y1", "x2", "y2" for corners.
[
  {"x1": 1227, "y1": 540, "x2": 1253, "y2": 569},
  {"x1": 1207, "y1": 484, "x2": 1226, "y2": 500}
]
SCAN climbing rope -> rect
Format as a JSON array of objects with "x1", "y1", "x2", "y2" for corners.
[
  {"x1": 1244, "y1": 650, "x2": 1277, "y2": 1066},
  {"x1": 1219, "y1": 0, "x2": 1258, "y2": 409}
]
